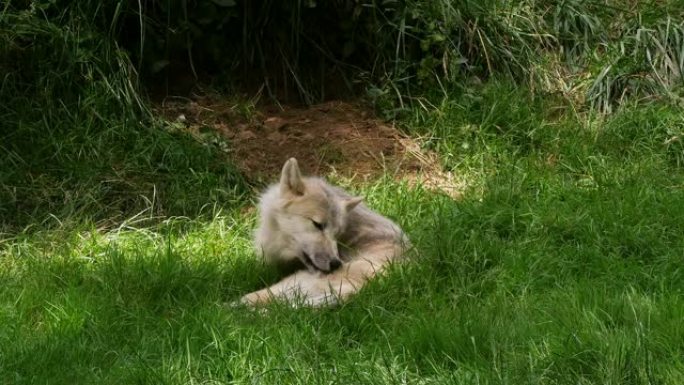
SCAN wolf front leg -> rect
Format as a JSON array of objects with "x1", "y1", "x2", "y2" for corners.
[
  {"x1": 240, "y1": 270, "x2": 325, "y2": 307},
  {"x1": 303, "y1": 243, "x2": 404, "y2": 306},
  {"x1": 240, "y1": 256, "x2": 390, "y2": 307},
  {"x1": 240, "y1": 270, "x2": 356, "y2": 307}
]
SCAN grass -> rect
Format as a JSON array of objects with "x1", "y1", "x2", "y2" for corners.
[
  {"x1": 0, "y1": 4, "x2": 248, "y2": 232},
  {"x1": 2, "y1": 1, "x2": 684, "y2": 384},
  {"x1": 2, "y1": 88, "x2": 684, "y2": 383}
]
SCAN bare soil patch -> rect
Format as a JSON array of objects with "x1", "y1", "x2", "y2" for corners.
[{"x1": 157, "y1": 96, "x2": 463, "y2": 198}]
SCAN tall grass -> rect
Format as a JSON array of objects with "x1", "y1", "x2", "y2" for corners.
[
  {"x1": 587, "y1": 15, "x2": 684, "y2": 112},
  {"x1": 373, "y1": 0, "x2": 684, "y2": 113},
  {"x1": 5, "y1": 1, "x2": 681, "y2": 111},
  {"x1": 0, "y1": 2, "x2": 247, "y2": 233}
]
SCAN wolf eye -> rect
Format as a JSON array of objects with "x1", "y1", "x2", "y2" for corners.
[{"x1": 311, "y1": 220, "x2": 326, "y2": 231}]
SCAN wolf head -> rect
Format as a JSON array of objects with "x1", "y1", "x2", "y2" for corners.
[{"x1": 266, "y1": 158, "x2": 363, "y2": 273}]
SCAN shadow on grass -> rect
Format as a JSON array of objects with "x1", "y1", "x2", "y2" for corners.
[
  {"x1": 0, "y1": 108, "x2": 249, "y2": 234},
  {"x1": 1, "y1": 239, "x2": 272, "y2": 383},
  {"x1": 0, "y1": 6, "x2": 249, "y2": 235}
]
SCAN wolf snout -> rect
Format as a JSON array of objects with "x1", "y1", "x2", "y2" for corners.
[
  {"x1": 311, "y1": 252, "x2": 343, "y2": 273},
  {"x1": 316, "y1": 254, "x2": 342, "y2": 273},
  {"x1": 329, "y1": 258, "x2": 342, "y2": 271}
]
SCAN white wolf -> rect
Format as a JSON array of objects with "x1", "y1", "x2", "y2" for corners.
[{"x1": 240, "y1": 158, "x2": 409, "y2": 307}]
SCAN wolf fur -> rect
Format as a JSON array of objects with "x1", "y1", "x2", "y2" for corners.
[{"x1": 240, "y1": 158, "x2": 409, "y2": 307}]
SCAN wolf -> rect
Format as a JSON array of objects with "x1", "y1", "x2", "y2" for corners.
[{"x1": 240, "y1": 158, "x2": 409, "y2": 307}]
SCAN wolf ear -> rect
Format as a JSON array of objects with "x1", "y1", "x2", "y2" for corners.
[
  {"x1": 344, "y1": 196, "x2": 363, "y2": 212},
  {"x1": 280, "y1": 158, "x2": 305, "y2": 195}
]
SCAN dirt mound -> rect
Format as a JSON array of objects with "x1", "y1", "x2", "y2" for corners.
[{"x1": 157, "y1": 97, "x2": 463, "y2": 198}]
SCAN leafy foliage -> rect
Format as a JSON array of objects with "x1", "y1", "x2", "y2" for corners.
[{"x1": 6, "y1": 0, "x2": 684, "y2": 111}]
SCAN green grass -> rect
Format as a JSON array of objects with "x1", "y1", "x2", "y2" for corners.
[
  {"x1": 0, "y1": 4, "x2": 248, "y2": 233},
  {"x1": 2, "y1": 1, "x2": 684, "y2": 384},
  {"x1": 2, "y1": 89, "x2": 684, "y2": 383}
]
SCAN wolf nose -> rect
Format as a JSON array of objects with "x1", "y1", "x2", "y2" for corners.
[{"x1": 329, "y1": 259, "x2": 342, "y2": 271}]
